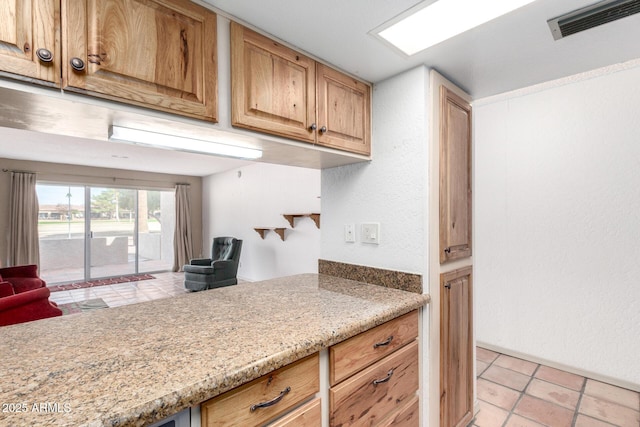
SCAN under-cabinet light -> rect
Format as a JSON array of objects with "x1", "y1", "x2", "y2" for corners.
[
  {"x1": 108, "y1": 126, "x2": 263, "y2": 160},
  {"x1": 376, "y1": 0, "x2": 537, "y2": 56}
]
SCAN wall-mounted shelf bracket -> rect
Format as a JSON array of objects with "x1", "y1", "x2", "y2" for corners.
[
  {"x1": 282, "y1": 213, "x2": 321, "y2": 229},
  {"x1": 254, "y1": 227, "x2": 287, "y2": 241}
]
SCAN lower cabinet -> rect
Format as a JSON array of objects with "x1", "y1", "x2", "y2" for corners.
[
  {"x1": 329, "y1": 310, "x2": 420, "y2": 426},
  {"x1": 440, "y1": 267, "x2": 474, "y2": 427},
  {"x1": 201, "y1": 354, "x2": 319, "y2": 427},
  {"x1": 200, "y1": 310, "x2": 421, "y2": 427}
]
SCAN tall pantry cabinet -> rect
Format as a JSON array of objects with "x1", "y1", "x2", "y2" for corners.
[{"x1": 430, "y1": 71, "x2": 474, "y2": 427}]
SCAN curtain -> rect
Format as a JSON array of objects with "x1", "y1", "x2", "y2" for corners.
[
  {"x1": 9, "y1": 172, "x2": 40, "y2": 267},
  {"x1": 173, "y1": 184, "x2": 193, "y2": 272}
]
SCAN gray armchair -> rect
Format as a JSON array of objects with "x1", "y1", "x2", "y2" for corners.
[{"x1": 183, "y1": 237, "x2": 243, "y2": 291}]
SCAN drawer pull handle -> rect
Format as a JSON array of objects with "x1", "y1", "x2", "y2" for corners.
[
  {"x1": 373, "y1": 336, "x2": 394, "y2": 348},
  {"x1": 250, "y1": 386, "x2": 291, "y2": 412},
  {"x1": 372, "y1": 369, "x2": 394, "y2": 386}
]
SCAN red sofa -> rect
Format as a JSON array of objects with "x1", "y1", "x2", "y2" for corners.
[{"x1": 0, "y1": 265, "x2": 62, "y2": 327}]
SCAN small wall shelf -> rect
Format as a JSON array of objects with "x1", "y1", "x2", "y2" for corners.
[
  {"x1": 254, "y1": 227, "x2": 287, "y2": 241},
  {"x1": 282, "y1": 213, "x2": 321, "y2": 229}
]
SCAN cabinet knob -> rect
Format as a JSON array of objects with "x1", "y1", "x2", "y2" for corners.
[
  {"x1": 36, "y1": 48, "x2": 53, "y2": 63},
  {"x1": 70, "y1": 57, "x2": 86, "y2": 72},
  {"x1": 319, "y1": 126, "x2": 327, "y2": 134},
  {"x1": 309, "y1": 123, "x2": 317, "y2": 131}
]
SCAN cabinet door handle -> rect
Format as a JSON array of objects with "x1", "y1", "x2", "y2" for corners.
[
  {"x1": 373, "y1": 336, "x2": 394, "y2": 348},
  {"x1": 70, "y1": 57, "x2": 86, "y2": 72},
  {"x1": 444, "y1": 244, "x2": 466, "y2": 254},
  {"x1": 372, "y1": 369, "x2": 394, "y2": 386},
  {"x1": 309, "y1": 123, "x2": 317, "y2": 131},
  {"x1": 319, "y1": 125, "x2": 327, "y2": 134},
  {"x1": 250, "y1": 386, "x2": 291, "y2": 412},
  {"x1": 36, "y1": 48, "x2": 53, "y2": 63}
]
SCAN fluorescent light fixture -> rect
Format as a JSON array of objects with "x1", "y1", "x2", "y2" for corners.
[
  {"x1": 377, "y1": 0, "x2": 537, "y2": 55},
  {"x1": 108, "y1": 125, "x2": 262, "y2": 159}
]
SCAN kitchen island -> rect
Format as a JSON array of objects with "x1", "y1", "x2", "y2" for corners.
[{"x1": 0, "y1": 274, "x2": 428, "y2": 426}]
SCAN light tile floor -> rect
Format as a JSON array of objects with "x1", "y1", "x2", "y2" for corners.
[
  {"x1": 48, "y1": 271, "x2": 190, "y2": 308},
  {"x1": 48, "y1": 277, "x2": 639, "y2": 427},
  {"x1": 474, "y1": 347, "x2": 640, "y2": 427}
]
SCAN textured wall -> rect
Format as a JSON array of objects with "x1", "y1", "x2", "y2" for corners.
[
  {"x1": 320, "y1": 66, "x2": 430, "y2": 275},
  {"x1": 203, "y1": 163, "x2": 321, "y2": 282},
  {"x1": 474, "y1": 62, "x2": 640, "y2": 387}
]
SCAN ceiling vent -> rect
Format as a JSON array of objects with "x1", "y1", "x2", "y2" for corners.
[{"x1": 548, "y1": 0, "x2": 640, "y2": 40}]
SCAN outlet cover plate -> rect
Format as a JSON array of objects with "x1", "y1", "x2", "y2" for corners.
[
  {"x1": 344, "y1": 224, "x2": 356, "y2": 242},
  {"x1": 361, "y1": 223, "x2": 380, "y2": 244}
]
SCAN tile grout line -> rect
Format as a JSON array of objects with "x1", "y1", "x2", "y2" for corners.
[{"x1": 505, "y1": 363, "x2": 545, "y2": 427}]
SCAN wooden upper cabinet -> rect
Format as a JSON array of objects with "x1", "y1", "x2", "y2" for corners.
[
  {"x1": 231, "y1": 22, "x2": 316, "y2": 143},
  {"x1": 0, "y1": 0, "x2": 60, "y2": 86},
  {"x1": 62, "y1": 0, "x2": 218, "y2": 122},
  {"x1": 440, "y1": 86, "x2": 472, "y2": 263},
  {"x1": 231, "y1": 22, "x2": 371, "y2": 156},
  {"x1": 316, "y1": 63, "x2": 370, "y2": 156}
]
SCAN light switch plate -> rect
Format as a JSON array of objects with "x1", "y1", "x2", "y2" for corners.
[
  {"x1": 361, "y1": 223, "x2": 380, "y2": 244},
  {"x1": 344, "y1": 224, "x2": 356, "y2": 242}
]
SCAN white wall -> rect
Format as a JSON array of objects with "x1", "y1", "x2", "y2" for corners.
[
  {"x1": 321, "y1": 66, "x2": 430, "y2": 274},
  {"x1": 474, "y1": 61, "x2": 640, "y2": 388},
  {"x1": 321, "y1": 65, "x2": 431, "y2": 421},
  {"x1": 202, "y1": 163, "x2": 321, "y2": 282}
]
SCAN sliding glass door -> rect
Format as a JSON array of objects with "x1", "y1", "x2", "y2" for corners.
[
  {"x1": 37, "y1": 184, "x2": 175, "y2": 284},
  {"x1": 37, "y1": 185, "x2": 86, "y2": 283},
  {"x1": 89, "y1": 187, "x2": 136, "y2": 279}
]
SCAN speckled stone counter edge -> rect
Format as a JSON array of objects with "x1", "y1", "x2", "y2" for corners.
[{"x1": 318, "y1": 259, "x2": 423, "y2": 294}]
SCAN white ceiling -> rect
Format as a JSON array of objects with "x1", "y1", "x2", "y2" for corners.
[
  {"x1": 2, "y1": 0, "x2": 640, "y2": 176},
  {"x1": 203, "y1": 0, "x2": 640, "y2": 97}
]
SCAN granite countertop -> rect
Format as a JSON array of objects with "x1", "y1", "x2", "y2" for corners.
[{"x1": 0, "y1": 274, "x2": 429, "y2": 426}]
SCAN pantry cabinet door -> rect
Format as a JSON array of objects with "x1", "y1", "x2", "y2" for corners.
[
  {"x1": 231, "y1": 22, "x2": 316, "y2": 143},
  {"x1": 0, "y1": 0, "x2": 60, "y2": 86},
  {"x1": 62, "y1": 0, "x2": 217, "y2": 121},
  {"x1": 440, "y1": 267, "x2": 473, "y2": 427},
  {"x1": 316, "y1": 63, "x2": 371, "y2": 156},
  {"x1": 439, "y1": 86, "x2": 472, "y2": 263}
]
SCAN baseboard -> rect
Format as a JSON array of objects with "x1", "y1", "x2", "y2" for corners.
[{"x1": 477, "y1": 341, "x2": 640, "y2": 392}]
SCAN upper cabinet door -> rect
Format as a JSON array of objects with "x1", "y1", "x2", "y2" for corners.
[
  {"x1": 62, "y1": 0, "x2": 217, "y2": 122},
  {"x1": 440, "y1": 86, "x2": 472, "y2": 263},
  {"x1": 231, "y1": 22, "x2": 316, "y2": 143},
  {"x1": 316, "y1": 64, "x2": 371, "y2": 156},
  {"x1": 0, "y1": 0, "x2": 60, "y2": 86}
]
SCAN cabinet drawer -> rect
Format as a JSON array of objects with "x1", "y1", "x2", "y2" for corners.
[
  {"x1": 268, "y1": 398, "x2": 321, "y2": 427},
  {"x1": 329, "y1": 310, "x2": 418, "y2": 385},
  {"x1": 330, "y1": 341, "x2": 419, "y2": 427},
  {"x1": 201, "y1": 353, "x2": 319, "y2": 427}
]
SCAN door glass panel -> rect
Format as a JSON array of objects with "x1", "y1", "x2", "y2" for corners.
[
  {"x1": 89, "y1": 187, "x2": 136, "y2": 279},
  {"x1": 37, "y1": 184, "x2": 86, "y2": 284},
  {"x1": 137, "y1": 189, "x2": 175, "y2": 273}
]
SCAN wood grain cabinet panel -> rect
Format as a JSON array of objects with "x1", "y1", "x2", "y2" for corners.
[
  {"x1": 267, "y1": 398, "x2": 321, "y2": 427},
  {"x1": 330, "y1": 341, "x2": 419, "y2": 427},
  {"x1": 201, "y1": 353, "x2": 319, "y2": 427},
  {"x1": 439, "y1": 86, "x2": 472, "y2": 263},
  {"x1": 440, "y1": 267, "x2": 473, "y2": 427},
  {"x1": 231, "y1": 22, "x2": 316, "y2": 143},
  {"x1": 0, "y1": 0, "x2": 60, "y2": 86},
  {"x1": 377, "y1": 395, "x2": 419, "y2": 427},
  {"x1": 330, "y1": 310, "x2": 418, "y2": 386},
  {"x1": 62, "y1": 0, "x2": 218, "y2": 121},
  {"x1": 231, "y1": 21, "x2": 371, "y2": 156},
  {"x1": 316, "y1": 63, "x2": 370, "y2": 155}
]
